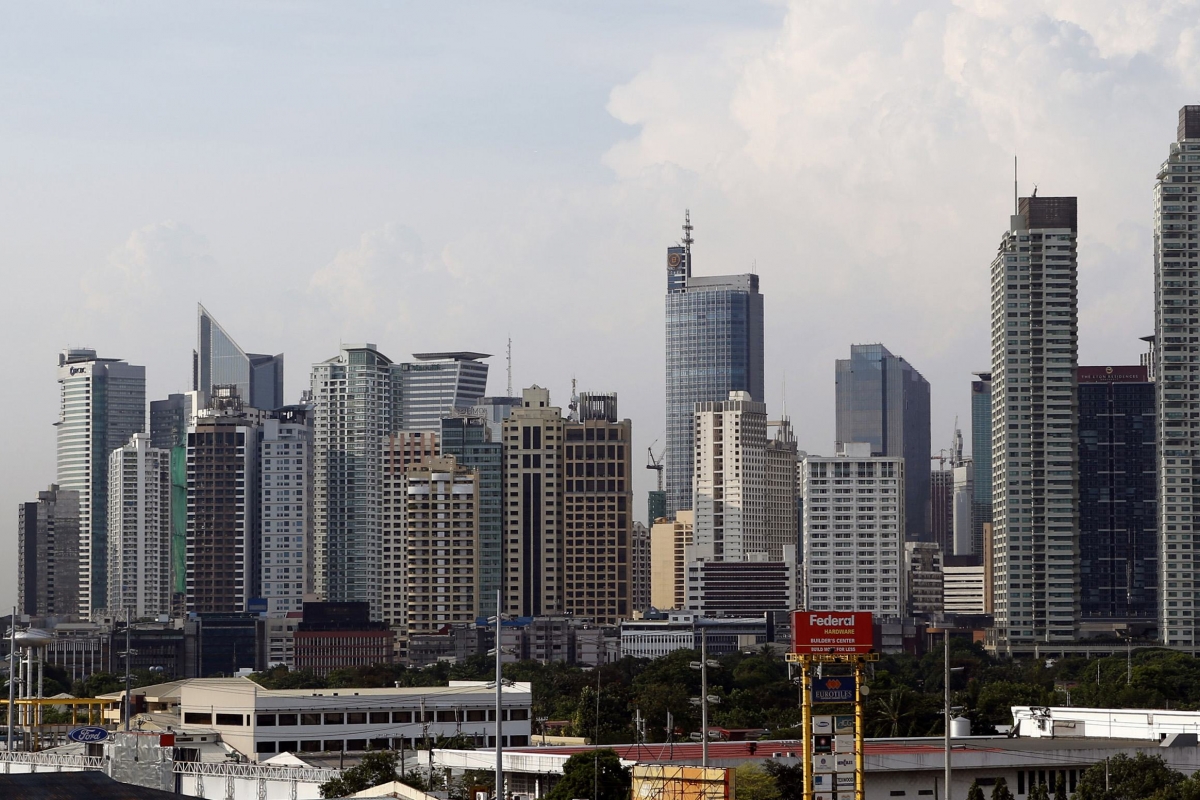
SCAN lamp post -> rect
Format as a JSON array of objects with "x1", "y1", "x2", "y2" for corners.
[
  {"x1": 944, "y1": 628, "x2": 965, "y2": 800},
  {"x1": 688, "y1": 626, "x2": 721, "y2": 768}
]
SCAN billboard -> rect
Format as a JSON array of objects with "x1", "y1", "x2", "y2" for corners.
[
  {"x1": 792, "y1": 612, "x2": 874, "y2": 654},
  {"x1": 632, "y1": 764, "x2": 732, "y2": 800},
  {"x1": 812, "y1": 676, "x2": 855, "y2": 703}
]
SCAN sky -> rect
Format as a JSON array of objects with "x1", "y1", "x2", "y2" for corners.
[{"x1": 2, "y1": 0, "x2": 1198, "y2": 612}]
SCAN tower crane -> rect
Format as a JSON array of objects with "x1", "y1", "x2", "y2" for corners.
[{"x1": 647, "y1": 439, "x2": 664, "y2": 491}]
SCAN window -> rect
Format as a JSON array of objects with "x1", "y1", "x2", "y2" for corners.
[
  {"x1": 436, "y1": 710, "x2": 456, "y2": 722},
  {"x1": 278, "y1": 714, "x2": 298, "y2": 726},
  {"x1": 466, "y1": 709, "x2": 486, "y2": 722},
  {"x1": 215, "y1": 713, "x2": 244, "y2": 726},
  {"x1": 370, "y1": 712, "x2": 389, "y2": 724},
  {"x1": 300, "y1": 740, "x2": 322, "y2": 752},
  {"x1": 300, "y1": 713, "x2": 321, "y2": 726},
  {"x1": 256, "y1": 741, "x2": 277, "y2": 754},
  {"x1": 325, "y1": 740, "x2": 344, "y2": 751},
  {"x1": 346, "y1": 739, "x2": 368, "y2": 751},
  {"x1": 392, "y1": 711, "x2": 412, "y2": 723},
  {"x1": 324, "y1": 713, "x2": 344, "y2": 725},
  {"x1": 184, "y1": 712, "x2": 212, "y2": 725},
  {"x1": 347, "y1": 712, "x2": 367, "y2": 725},
  {"x1": 509, "y1": 709, "x2": 529, "y2": 720},
  {"x1": 890, "y1": 793, "x2": 906, "y2": 797},
  {"x1": 277, "y1": 741, "x2": 298, "y2": 753},
  {"x1": 257, "y1": 714, "x2": 277, "y2": 727}
]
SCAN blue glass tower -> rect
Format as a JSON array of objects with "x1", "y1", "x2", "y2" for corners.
[
  {"x1": 195, "y1": 303, "x2": 284, "y2": 410},
  {"x1": 835, "y1": 344, "x2": 931, "y2": 541},
  {"x1": 971, "y1": 372, "x2": 992, "y2": 557},
  {"x1": 664, "y1": 213, "x2": 765, "y2": 517}
]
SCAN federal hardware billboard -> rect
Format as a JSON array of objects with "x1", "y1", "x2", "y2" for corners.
[{"x1": 792, "y1": 611, "x2": 874, "y2": 654}]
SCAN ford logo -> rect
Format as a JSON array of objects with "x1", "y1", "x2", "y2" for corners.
[{"x1": 68, "y1": 726, "x2": 110, "y2": 743}]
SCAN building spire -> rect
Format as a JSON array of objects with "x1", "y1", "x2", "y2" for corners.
[{"x1": 682, "y1": 209, "x2": 694, "y2": 255}]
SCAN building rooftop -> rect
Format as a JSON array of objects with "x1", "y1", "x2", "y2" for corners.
[
  {"x1": 0, "y1": 772, "x2": 181, "y2": 799},
  {"x1": 410, "y1": 351, "x2": 491, "y2": 361}
]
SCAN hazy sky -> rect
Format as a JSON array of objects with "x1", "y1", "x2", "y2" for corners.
[{"x1": 2, "y1": 1, "x2": 1197, "y2": 611}]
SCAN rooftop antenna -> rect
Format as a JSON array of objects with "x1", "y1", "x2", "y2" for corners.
[
  {"x1": 506, "y1": 337, "x2": 513, "y2": 397},
  {"x1": 682, "y1": 209, "x2": 694, "y2": 255},
  {"x1": 1014, "y1": 156, "x2": 1018, "y2": 214}
]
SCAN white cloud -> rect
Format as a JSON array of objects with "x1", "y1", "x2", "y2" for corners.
[{"x1": 80, "y1": 220, "x2": 212, "y2": 319}]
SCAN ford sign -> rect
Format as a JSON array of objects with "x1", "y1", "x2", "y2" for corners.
[{"x1": 68, "y1": 726, "x2": 110, "y2": 743}]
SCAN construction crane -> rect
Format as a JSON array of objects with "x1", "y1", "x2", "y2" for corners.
[{"x1": 647, "y1": 439, "x2": 664, "y2": 491}]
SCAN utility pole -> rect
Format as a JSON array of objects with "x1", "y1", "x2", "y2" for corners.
[
  {"x1": 7, "y1": 607, "x2": 15, "y2": 752},
  {"x1": 944, "y1": 629, "x2": 951, "y2": 800},
  {"x1": 494, "y1": 589, "x2": 504, "y2": 800},
  {"x1": 124, "y1": 607, "x2": 132, "y2": 732},
  {"x1": 1127, "y1": 636, "x2": 1132, "y2": 685},
  {"x1": 701, "y1": 627, "x2": 708, "y2": 768}
]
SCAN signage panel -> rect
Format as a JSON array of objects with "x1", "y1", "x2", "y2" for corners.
[
  {"x1": 68, "y1": 726, "x2": 110, "y2": 743},
  {"x1": 834, "y1": 754, "x2": 856, "y2": 772},
  {"x1": 813, "y1": 735, "x2": 832, "y2": 754},
  {"x1": 836, "y1": 774, "x2": 855, "y2": 789},
  {"x1": 812, "y1": 715, "x2": 833, "y2": 735},
  {"x1": 813, "y1": 774, "x2": 836, "y2": 791},
  {"x1": 834, "y1": 734, "x2": 856, "y2": 753},
  {"x1": 812, "y1": 754, "x2": 835, "y2": 772},
  {"x1": 833, "y1": 715, "x2": 855, "y2": 734},
  {"x1": 812, "y1": 676, "x2": 855, "y2": 704},
  {"x1": 792, "y1": 612, "x2": 874, "y2": 654}
]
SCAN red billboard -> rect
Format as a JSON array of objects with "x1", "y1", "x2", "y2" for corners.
[{"x1": 792, "y1": 611, "x2": 874, "y2": 654}]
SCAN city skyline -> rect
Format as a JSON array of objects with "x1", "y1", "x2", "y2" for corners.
[{"x1": 1, "y1": 3, "x2": 1188, "y2": 612}]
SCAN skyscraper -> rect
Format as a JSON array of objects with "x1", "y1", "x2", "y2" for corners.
[
  {"x1": 398, "y1": 352, "x2": 490, "y2": 431},
  {"x1": 1154, "y1": 106, "x2": 1200, "y2": 646},
  {"x1": 990, "y1": 195, "x2": 1080, "y2": 646},
  {"x1": 664, "y1": 214, "x2": 764, "y2": 517},
  {"x1": 563, "y1": 393, "x2": 633, "y2": 625},
  {"x1": 150, "y1": 393, "x2": 189, "y2": 450},
  {"x1": 260, "y1": 407, "x2": 315, "y2": 615},
  {"x1": 692, "y1": 391, "x2": 768, "y2": 562},
  {"x1": 441, "y1": 415, "x2": 503, "y2": 618},
  {"x1": 311, "y1": 344, "x2": 400, "y2": 619},
  {"x1": 186, "y1": 391, "x2": 260, "y2": 614},
  {"x1": 970, "y1": 372, "x2": 993, "y2": 557},
  {"x1": 930, "y1": 468, "x2": 954, "y2": 554},
  {"x1": 19, "y1": 485, "x2": 80, "y2": 617},
  {"x1": 402, "y1": 455, "x2": 480, "y2": 639},
  {"x1": 801, "y1": 444, "x2": 904, "y2": 615},
  {"x1": 381, "y1": 430, "x2": 438, "y2": 643},
  {"x1": 835, "y1": 344, "x2": 931, "y2": 541},
  {"x1": 195, "y1": 303, "x2": 284, "y2": 411},
  {"x1": 107, "y1": 433, "x2": 172, "y2": 618},
  {"x1": 1077, "y1": 365, "x2": 1156, "y2": 624},
  {"x1": 502, "y1": 386, "x2": 565, "y2": 618},
  {"x1": 56, "y1": 348, "x2": 146, "y2": 614}
]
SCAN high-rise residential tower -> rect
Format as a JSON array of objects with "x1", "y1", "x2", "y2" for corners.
[
  {"x1": 930, "y1": 469, "x2": 954, "y2": 554},
  {"x1": 311, "y1": 344, "x2": 401, "y2": 619},
  {"x1": 19, "y1": 485, "x2": 80, "y2": 618},
  {"x1": 398, "y1": 352, "x2": 490, "y2": 431},
  {"x1": 692, "y1": 391, "x2": 768, "y2": 562},
  {"x1": 195, "y1": 303, "x2": 284, "y2": 411},
  {"x1": 150, "y1": 393, "x2": 189, "y2": 450},
  {"x1": 502, "y1": 386, "x2": 565, "y2": 618},
  {"x1": 990, "y1": 195, "x2": 1080, "y2": 646},
  {"x1": 381, "y1": 430, "x2": 438, "y2": 642},
  {"x1": 107, "y1": 433, "x2": 172, "y2": 618},
  {"x1": 835, "y1": 344, "x2": 931, "y2": 541},
  {"x1": 970, "y1": 373, "x2": 993, "y2": 557},
  {"x1": 1077, "y1": 365, "x2": 1156, "y2": 625},
  {"x1": 56, "y1": 348, "x2": 146, "y2": 614},
  {"x1": 801, "y1": 444, "x2": 905, "y2": 615},
  {"x1": 260, "y1": 406, "x2": 315, "y2": 615},
  {"x1": 1154, "y1": 106, "x2": 1200, "y2": 646},
  {"x1": 664, "y1": 215, "x2": 764, "y2": 517}
]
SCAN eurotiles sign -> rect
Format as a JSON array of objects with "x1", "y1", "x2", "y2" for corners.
[
  {"x1": 812, "y1": 676, "x2": 855, "y2": 704},
  {"x1": 792, "y1": 612, "x2": 874, "y2": 655}
]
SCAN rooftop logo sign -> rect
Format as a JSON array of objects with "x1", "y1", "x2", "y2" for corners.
[{"x1": 792, "y1": 611, "x2": 874, "y2": 655}]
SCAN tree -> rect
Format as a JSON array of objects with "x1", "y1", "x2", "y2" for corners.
[
  {"x1": 1054, "y1": 773, "x2": 1067, "y2": 800},
  {"x1": 966, "y1": 781, "x2": 984, "y2": 800},
  {"x1": 1075, "y1": 753, "x2": 1184, "y2": 800},
  {"x1": 735, "y1": 764, "x2": 780, "y2": 800},
  {"x1": 319, "y1": 751, "x2": 404, "y2": 798},
  {"x1": 1029, "y1": 781, "x2": 1049, "y2": 800},
  {"x1": 762, "y1": 760, "x2": 805, "y2": 800},
  {"x1": 991, "y1": 777, "x2": 1014, "y2": 800},
  {"x1": 544, "y1": 749, "x2": 631, "y2": 800}
]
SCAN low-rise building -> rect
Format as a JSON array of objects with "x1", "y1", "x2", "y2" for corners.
[
  {"x1": 620, "y1": 612, "x2": 776, "y2": 659},
  {"x1": 179, "y1": 677, "x2": 532, "y2": 761},
  {"x1": 293, "y1": 602, "x2": 393, "y2": 677}
]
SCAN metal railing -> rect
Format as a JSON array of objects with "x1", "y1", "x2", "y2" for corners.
[
  {"x1": 172, "y1": 759, "x2": 341, "y2": 783},
  {"x1": 0, "y1": 750, "x2": 104, "y2": 770}
]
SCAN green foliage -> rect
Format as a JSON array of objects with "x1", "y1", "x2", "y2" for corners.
[
  {"x1": 1054, "y1": 772, "x2": 1067, "y2": 800},
  {"x1": 1029, "y1": 780, "x2": 1049, "y2": 800},
  {"x1": 319, "y1": 751, "x2": 404, "y2": 798},
  {"x1": 1075, "y1": 753, "x2": 1184, "y2": 800},
  {"x1": 761, "y1": 760, "x2": 804, "y2": 800},
  {"x1": 543, "y1": 749, "x2": 631, "y2": 800},
  {"x1": 966, "y1": 780, "x2": 985, "y2": 800},
  {"x1": 735, "y1": 763, "x2": 780, "y2": 800},
  {"x1": 69, "y1": 669, "x2": 170, "y2": 699},
  {"x1": 991, "y1": 777, "x2": 1013, "y2": 800}
]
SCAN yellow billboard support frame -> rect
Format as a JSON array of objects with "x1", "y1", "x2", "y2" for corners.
[{"x1": 796, "y1": 653, "x2": 877, "y2": 800}]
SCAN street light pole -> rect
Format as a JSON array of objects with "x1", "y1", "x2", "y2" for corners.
[
  {"x1": 7, "y1": 607, "x2": 15, "y2": 752},
  {"x1": 701, "y1": 627, "x2": 708, "y2": 768},
  {"x1": 944, "y1": 628, "x2": 951, "y2": 800},
  {"x1": 494, "y1": 589, "x2": 504, "y2": 800},
  {"x1": 124, "y1": 608, "x2": 132, "y2": 732}
]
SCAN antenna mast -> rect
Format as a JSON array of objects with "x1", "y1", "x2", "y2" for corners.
[
  {"x1": 506, "y1": 337, "x2": 513, "y2": 397},
  {"x1": 682, "y1": 209, "x2": 694, "y2": 256},
  {"x1": 1014, "y1": 156, "x2": 1018, "y2": 214}
]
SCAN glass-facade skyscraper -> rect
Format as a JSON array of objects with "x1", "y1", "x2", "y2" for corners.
[
  {"x1": 398, "y1": 352, "x2": 490, "y2": 431},
  {"x1": 834, "y1": 344, "x2": 931, "y2": 541},
  {"x1": 664, "y1": 216, "x2": 764, "y2": 517},
  {"x1": 971, "y1": 372, "x2": 993, "y2": 557},
  {"x1": 195, "y1": 303, "x2": 284, "y2": 410},
  {"x1": 440, "y1": 414, "x2": 503, "y2": 618},
  {"x1": 56, "y1": 348, "x2": 146, "y2": 614},
  {"x1": 1078, "y1": 366, "x2": 1157, "y2": 624}
]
